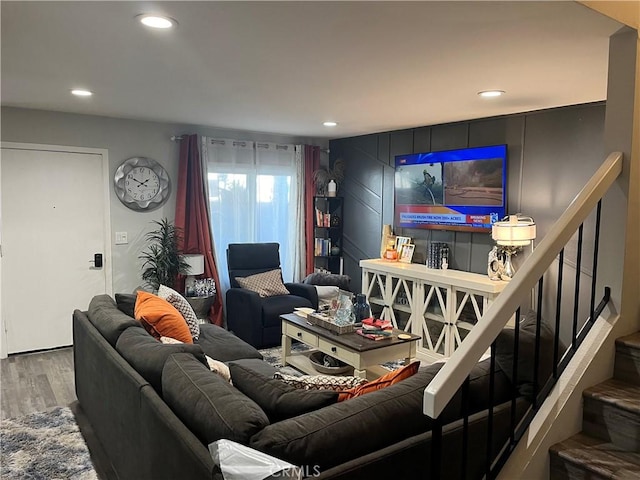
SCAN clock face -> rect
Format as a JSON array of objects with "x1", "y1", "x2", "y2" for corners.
[
  {"x1": 114, "y1": 157, "x2": 170, "y2": 211},
  {"x1": 126, "y1": 166, "x2": 160, "y2": 202}
]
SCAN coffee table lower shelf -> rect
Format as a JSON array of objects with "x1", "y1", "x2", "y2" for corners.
[{"x1": 284, "y1": 350, "x2": 392, "y2": 381}]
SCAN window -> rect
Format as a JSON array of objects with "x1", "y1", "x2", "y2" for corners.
[{"x1": 203, "y1": 139, "x2": 300, "y2": 292}]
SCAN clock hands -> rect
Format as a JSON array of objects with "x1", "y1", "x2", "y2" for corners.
[{"x1": 132, "y1": 177, "x2": 151, "y2": 188}]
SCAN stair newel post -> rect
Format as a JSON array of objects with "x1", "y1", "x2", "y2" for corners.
[{"x1": 430, "y1": 415, "x2": 443, "y2": 479}]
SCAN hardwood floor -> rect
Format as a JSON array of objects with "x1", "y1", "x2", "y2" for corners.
[{"x1": 1, "y1": 347, "x2": 76, "y2": 420}]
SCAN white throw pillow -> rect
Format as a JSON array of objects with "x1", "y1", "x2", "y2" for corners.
[
  {"x1": 157, "y1": 285, "x2": 200, "y2": 341},
  {"x1": 315, "y1": 285, "x2": 339, "y2": 308},
  {"x1": 160, "y1": 336, "x2": 183, "y2": 345},
  {"x1": 206, "y1": 355, "x2": 232, "y2": 383}
]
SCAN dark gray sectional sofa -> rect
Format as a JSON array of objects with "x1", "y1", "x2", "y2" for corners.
[{"x1": 73, "y1": 294, "x2": 530, "y2": 479}]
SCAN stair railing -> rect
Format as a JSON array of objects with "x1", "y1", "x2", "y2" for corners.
[{"x1": 423, "y1": 151, "x2": 623, "y2": 478}]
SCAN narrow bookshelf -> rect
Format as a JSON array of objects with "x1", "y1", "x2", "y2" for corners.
[{"x1": 313, "y1": 196, "x2": 344, "y2": 274}]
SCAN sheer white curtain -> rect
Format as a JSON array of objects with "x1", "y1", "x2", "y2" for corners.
[
  {"x1": 293, "y1": 145, "x2": 306, "y2": 280},
  {"x1": 202, "y1": 137, "x2": 302, "y2": 293}
]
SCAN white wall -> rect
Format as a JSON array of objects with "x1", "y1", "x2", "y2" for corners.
[{"x1": 0, "y1": 107, "x2": 327, "y2": 295}]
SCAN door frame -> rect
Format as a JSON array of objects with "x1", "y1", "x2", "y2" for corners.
[{"x1": 0, "y1": 142, "x2": 113, "y2": 358}]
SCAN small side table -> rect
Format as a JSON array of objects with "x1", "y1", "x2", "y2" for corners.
[{"x1": 185, "y1": 295, "x2": 215, "y2": 324}]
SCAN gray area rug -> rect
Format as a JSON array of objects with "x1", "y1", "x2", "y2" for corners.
[
  {"x1": 1, "y1": 406, "x2": 97, "y2": 480},
  {"x1": 259, "y1": 342, "x2": 310, "y2": 376}
]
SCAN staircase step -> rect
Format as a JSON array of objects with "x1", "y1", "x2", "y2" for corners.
[
  {"x1": 615, "y1": 333, "x2": 640, "y2": 385},
  {"x1": 550, "y1": 432, "x2": 640, "y2": 480},
  {"x1": 583, "y1": 379, "x2": 640, "y2": 452}
]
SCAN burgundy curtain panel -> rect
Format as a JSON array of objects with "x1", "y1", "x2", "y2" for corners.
[
  {"x1": 175, "y1": 134, "x2": 224, "y2": 326},
  {"x1": 304, "y1": 145, "x2": 321, "y2": 275}
]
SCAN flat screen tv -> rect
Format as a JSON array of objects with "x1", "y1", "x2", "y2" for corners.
[{"x1": 394, "y1": 144, "x2": 507, "y2": 232}]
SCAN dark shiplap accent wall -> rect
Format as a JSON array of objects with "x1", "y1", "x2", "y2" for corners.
[{"x1": 331, "y1": 103, "x2": 606, "y2": 293}]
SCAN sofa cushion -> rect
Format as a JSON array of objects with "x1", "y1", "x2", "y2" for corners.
[
  {"x1": 228, "y1": 358, "x2": 278, "y2": 378},
  {"x1": 337, "y1": 361, "x2": 420, "y2": 401},
  {"x1": 229, "y1": 363, "x2": 338, "y2": 422},
  {"x1": 134, "y1": 291, "x2": 193, "y2": 344},
  {"x1": 250, "y1": 362, "x2": 444, "y2": 470},
  {"x1": 88, "y1": 294, "x2": 142, "y2": 347},
  {"x1": 236, "y1": 269, "x2": 290, "y2": 298},
  {"x1": 157, "y1": 285, "x2": 200, "y2": 341},
  {"x1": 115, "y1": 293, "x2": 137, "y2": 318},
  {"x1": 197, "y1": 323, "x2": 263, "y2": 362},
  {"x1": 161, "y1": 335, "x2": 231, "y2": 382},
  {"x1": 303, "y1": 272, "x2": 351, "y2": 292},
  {"x1": 261, "y1": 295, "x2": 313, "y2": 328},
  {"x1": 162, "y1": 353, "x2": 269, "y2": 445},
  {"x1": 115, "y1": 326, "x2": 206, "y2": 393},
  {"x1": 495, "y1": 310, "x2": 559, "y2": 397},
  {"x1": 250, "y1": 358, "x2": 512, "y2": 470}
]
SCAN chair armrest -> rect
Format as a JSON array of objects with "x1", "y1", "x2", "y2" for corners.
[
  {"x1": 226, "y1": 288, "x2": 264, "y2": 347},
  {"x1": 285, "y1": 283, "x2": 318, "y2": 310}
]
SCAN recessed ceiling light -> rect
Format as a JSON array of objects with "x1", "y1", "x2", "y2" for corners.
[
  {"x1": 323, "y1": 121, "x2": 338, "y2": 127},
  {"x1": 137, "y1": 14, "x2": 176, "y2": 29},
  {"x1": 478, "y1": 90, "x2": 505, "y2": 98},
  {"x1": 71, "y1": 89, "x2": 93, "y2": 97}
]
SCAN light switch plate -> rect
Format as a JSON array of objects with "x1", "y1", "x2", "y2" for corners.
[{"x1": 115, "y1": 232, "x2": 128, "y2": 245}]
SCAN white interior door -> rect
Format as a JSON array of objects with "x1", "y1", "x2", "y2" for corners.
[{"x1": 1, "y1": 145, "x2": 111, "y2": 354}]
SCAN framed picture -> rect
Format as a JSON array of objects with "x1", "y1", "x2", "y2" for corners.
[
  {"x1": 395, "y1": 236, "x2": 411, "y2": 253},
  {"x1": 399, "y1": 244, "x2": 415, "y2": 263}
]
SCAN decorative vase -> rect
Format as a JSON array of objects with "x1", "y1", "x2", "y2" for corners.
[
  {"x1": 352, "y1": 293, "x2": 371, "y2": 322},
  {"x1": 330, "y1": 246, "x2": 341, "y2": 256},
  {"x1": 334, "y1": 293, "x2": 356, "y2": 325},
  {"x1": 327, "y1": 180, "x2": 337, "y2": 197}
]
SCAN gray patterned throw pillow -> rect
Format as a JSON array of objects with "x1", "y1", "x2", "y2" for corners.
[
  {"x1": 274, "y1": 372, "x2": 368, "y2": 391},
  {"x1": 158, "y1": 285, "x2": 200, "y2": 341},
  {"x1": 236, "y1": 269, "x2": 290, "y2": 297}
]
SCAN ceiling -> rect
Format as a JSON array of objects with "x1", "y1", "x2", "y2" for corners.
[{"x1": 1, "y1": 2, "x2": 622, "y2": 139}]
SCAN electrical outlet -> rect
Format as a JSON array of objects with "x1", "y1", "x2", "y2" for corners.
[{"x1": 115, "y1": 232, "x2": 128, "y2": 245}]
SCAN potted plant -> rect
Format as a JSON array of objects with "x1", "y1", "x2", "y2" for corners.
[{"x1": 139, "y1": 219, "x2": 190, "y2": 291}]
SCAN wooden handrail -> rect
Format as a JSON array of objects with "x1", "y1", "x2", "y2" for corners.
[{"x1": 423, "y1": 152, "x2": 623, "y2": 418}]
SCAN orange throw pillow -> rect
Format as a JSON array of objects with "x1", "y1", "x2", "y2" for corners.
[
  {"x1": 338, "y1": 361, "x2": 420, "y2": 402},
  {"x1": 134, "y1": 291, "x2": 193, "y2": 344}
]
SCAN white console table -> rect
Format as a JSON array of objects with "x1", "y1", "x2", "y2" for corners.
[{"x1": 360, "y1": 259, "x2": 508, "y2": 362}]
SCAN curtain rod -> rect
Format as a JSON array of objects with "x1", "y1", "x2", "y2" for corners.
[{"x1": 171, "y1": 135, "x2": 329, "y2": 153}]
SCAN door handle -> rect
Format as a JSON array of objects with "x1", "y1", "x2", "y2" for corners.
[{"x1": 89, "y1": 253, "x2": 103, "y2": 268}]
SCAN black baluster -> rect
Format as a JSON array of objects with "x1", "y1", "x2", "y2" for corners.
[
  {"x1": 554, "y1": 249, "x2": 564, "y2": 378},
  {"x1": 589, "y1": 201, "x2": 602, "y2": 322},
  {"x1": 572, "y1": 224, "x2": 584, "y2": 350}
]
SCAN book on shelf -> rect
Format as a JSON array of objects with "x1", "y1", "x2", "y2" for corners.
[
  {"x1": 314, "y1": 237, "x2": 332, "y2": 256},
  {"x1": 315, "y1": 208, "x2": 332, "y2": 228}
]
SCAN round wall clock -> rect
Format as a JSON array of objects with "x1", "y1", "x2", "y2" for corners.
[{"x1": 114, "y1": 157, "x2": 171, "y2": 211}]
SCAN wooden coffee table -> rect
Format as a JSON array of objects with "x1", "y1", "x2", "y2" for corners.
[{"x1": 281, "y1": 313, "x2": 421, "y2": 379}]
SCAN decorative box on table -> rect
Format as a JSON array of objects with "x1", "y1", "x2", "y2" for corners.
[{"x1": 307, "y1": 312, "x2": 356, "y2": 335}]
